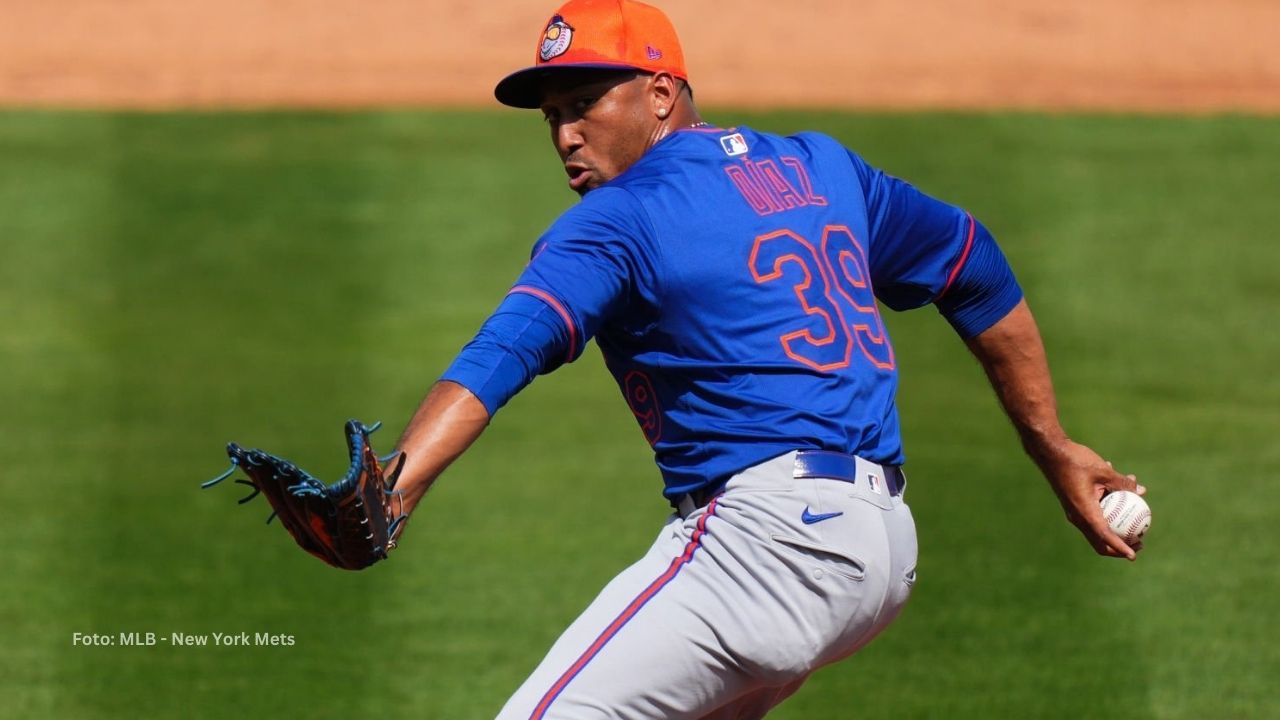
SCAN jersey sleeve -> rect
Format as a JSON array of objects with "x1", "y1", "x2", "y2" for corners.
[
  {"x1": 439, "y1": 186, "x2": 660, "y2": 415},
  {"x1": 514, "y1": 186, "x2": 661, "y2": 355},
  {"x1": 439, "y1": 292, "x2": 573, "y2": 415},
  {"x1": 847, "y1": 149, "x2": 1023, "y2": 338}
]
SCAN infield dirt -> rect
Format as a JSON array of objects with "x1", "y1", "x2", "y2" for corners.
[{"x1": 2, "y1": 0, "x2": 1277, "y2": 112}]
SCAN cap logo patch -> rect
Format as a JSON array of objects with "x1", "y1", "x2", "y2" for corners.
[
  {"x1": 646, "y1": 45, "x2": 663, "y2": 60},
  {"x1": 539, "y1": 15, "x2": 574, "y2": 62}
]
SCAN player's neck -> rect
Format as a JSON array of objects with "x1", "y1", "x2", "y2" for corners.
[{"x1": 648, "y1": 105, "x2": 704, "y2": 149}]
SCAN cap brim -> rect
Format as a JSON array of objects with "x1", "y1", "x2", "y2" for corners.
[{"x1": 494, "y1": 62, "x2": 648, "y2": 109}]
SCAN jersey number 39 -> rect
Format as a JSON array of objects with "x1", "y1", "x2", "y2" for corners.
[{"x1": 749, "y1": 224, "x2": 895, "y2": 372}]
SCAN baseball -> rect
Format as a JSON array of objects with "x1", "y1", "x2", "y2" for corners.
[{"x1": 1100, "y1": 490, "x2": 1151, "y2": 546}]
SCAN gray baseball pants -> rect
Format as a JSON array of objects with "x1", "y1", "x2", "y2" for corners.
[{"x1": 497, "y1": 450, "x2": 918, "y2": 719}]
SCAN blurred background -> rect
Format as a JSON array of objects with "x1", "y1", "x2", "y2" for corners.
[
  {"x1": 3, "y1": 0, "x2": 1278, "y2": 111},
  {"x1": 1, "y1": 2, "x2": 1277, "y2": 719}
]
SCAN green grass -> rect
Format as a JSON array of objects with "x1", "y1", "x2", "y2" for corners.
[{"x1": 1, "y1": 110, "x2": 1276, "y2": 719}]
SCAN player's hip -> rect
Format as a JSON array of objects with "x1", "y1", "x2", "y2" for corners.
[
  {"x1": 677, "y1": 449, "x2": 917, "y2": 592},
  {"x1": 679, "y1": 450, "x2": 918, "y2": 677},
  {"x1": 676, "y1": 449, "x2": 910, "y2": 521}
]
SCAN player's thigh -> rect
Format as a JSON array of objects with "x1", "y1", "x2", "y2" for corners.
[
  {"x1": 712, "y1": 484, "x2": 892, "y2": 670},
  {"x1": 496, "y1": 477, "x2": 917, "y2": 719},
  {"x1": 496, "y1": 508, "x2": 767, "y2": 719}
]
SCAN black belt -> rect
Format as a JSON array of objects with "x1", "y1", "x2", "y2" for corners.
[{"x1": 681, "y1": 450, "x2": 904, "y2": 510}]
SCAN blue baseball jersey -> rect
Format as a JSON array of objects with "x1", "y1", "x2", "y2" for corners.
[{"x1": 443, "y1": 126, "x2": 1022, "y2": 499}]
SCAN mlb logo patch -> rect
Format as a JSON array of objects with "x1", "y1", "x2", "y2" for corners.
[
  {"x1": 720, "y1": 133, "x2": 748, "y2": 157},
  {"x1": 867, "y1": 473, "x2": 883, "y2": 495}
]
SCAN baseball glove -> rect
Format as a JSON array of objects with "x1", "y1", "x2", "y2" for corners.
[{"x1": 203, "y1": 419, "x2": 408, "y2": 571}]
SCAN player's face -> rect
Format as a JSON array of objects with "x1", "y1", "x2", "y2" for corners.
[{"x1": 539, "y1": 71, "x2": 658, "y2": 196}]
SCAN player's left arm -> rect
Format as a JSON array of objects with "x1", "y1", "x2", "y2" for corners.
[
  {"x1": 964, "y1": 299, "x2": 1146, "y2": 560},
  {"x1": 389, "y1": 380, "x2": 491, "y2": 517},
  {"x1": 386, "y1": 188, "x2": 657, "y2": 520}
]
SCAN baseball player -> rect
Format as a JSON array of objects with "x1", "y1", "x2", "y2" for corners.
[{"x1": 385, "y1": 1, "x2": 1146, "y2": 717}]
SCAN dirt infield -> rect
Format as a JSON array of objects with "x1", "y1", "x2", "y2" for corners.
[{"x1": 2, "y1": 0, "x2": 1277, "y2": 111}]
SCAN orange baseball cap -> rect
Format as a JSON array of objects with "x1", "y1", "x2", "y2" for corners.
[{"x1": 495, "y1": 0, "x2": 688, "y2": 109}]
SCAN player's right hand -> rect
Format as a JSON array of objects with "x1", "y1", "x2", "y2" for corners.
[{"x1": 1040, "y1": 440, "x2": 1145, "y2": 560}]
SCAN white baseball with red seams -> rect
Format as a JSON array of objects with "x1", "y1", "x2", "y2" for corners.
[{"x1": 1101, "y1": 490, "x2": 1151, "y2": 545}]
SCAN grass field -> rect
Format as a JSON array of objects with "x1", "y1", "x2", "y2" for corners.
[{"x1": 2, "y1": 109, "x2": 1277, "y2": 719}]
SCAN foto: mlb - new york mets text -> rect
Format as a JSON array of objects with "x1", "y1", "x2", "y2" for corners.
[{"x1": 72, "y1": 631, "x2": 296, "y2": 646}]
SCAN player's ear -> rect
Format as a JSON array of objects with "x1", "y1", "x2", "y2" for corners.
[{"x1": 650, "y1": 72, "x2": 680, "y2": 120}]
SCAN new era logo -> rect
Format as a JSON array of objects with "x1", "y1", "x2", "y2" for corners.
[
  {"x1": 646, "y1": 45, "x2": 663, "y2": 60},
  {"x1": 720, "y1": 133, "x2": 748, "y2": 156}
]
